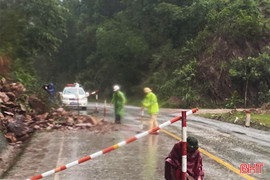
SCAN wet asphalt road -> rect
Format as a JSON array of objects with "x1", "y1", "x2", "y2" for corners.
[{"x1": 2, "y1": 104, "x2": 270, "y2": 180}]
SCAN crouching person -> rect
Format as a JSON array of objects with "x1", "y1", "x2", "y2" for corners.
[{"x1": 165, "y1": 136, "x2": 204, "y2": 180}]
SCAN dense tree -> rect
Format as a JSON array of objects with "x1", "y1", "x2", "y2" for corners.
[
  {"x1": 1, "y1": 0, "x2": 270, "y2": 107},
  {"x1": 0, "y1": 0, "x2": 66, "y2": 87},
  {"x1": 230, "y1": 47, "x2": 270, "y2": 106}
]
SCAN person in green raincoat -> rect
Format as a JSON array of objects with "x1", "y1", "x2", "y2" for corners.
[
  {"x1": 142, "y1": 87, "x2": 159, "y2": 134},
  {"x1": 111, "y1": 85, "x2": 126, "y2": 124}
]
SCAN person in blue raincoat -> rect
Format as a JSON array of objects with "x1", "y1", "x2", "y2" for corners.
[
  {"x1": 43, "y1": 83, "x2": 55, "y2": 102},
  {"x1": 111, "y1": 85, "x2": 126, "y2": 124}
]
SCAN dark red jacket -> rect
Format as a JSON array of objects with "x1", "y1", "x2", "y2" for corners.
[{"x1": 165, "y1": 141, "x2": 204, "y2": 180}]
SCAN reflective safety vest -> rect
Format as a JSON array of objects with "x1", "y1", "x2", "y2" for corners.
[{"x1": 142, "y1": 92, "x2": 159, "y2": 115}]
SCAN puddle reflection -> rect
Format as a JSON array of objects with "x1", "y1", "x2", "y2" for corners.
[{"x1": 142, "y1": 135, "x2": 159, "y2": 179}]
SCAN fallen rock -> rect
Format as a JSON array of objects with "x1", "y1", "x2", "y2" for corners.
[
  {"x1": 0, "y1": 92, "x2": 9, "y2": 103},
  {"x1": 0, "y1": 77, "x2": 104, "y2": 144},
  {"x1": 75, "y1": 123, "x2": 93, "y2": 127},
  {"x1": 35, "y1": 113, "x2": 49, "y2": 121},
  {"x1": 6, "y1": 115, "x2": 30, "y2": 137},
  {"x1": 3, "y1": 111, "x2": 14, "y2": 116},
  {"x1": 28, "y1": 95, "x2": 47, "y2": 115},
  {"x1": 66, "y1": 117, "x2": 75, "y2": 126},
  {"x1": 9, "y1": 82, "x2": 26, "y2": 96},
  {"x1": 82, "y1": 115, "x2": 99, "y2": 125},
  {"x1": 0, "y1": 112, "x2": 4, "y2": 118},
  {"x1": 6, "y1": 92, "x2": 16, "y2": 102},
  {"x1": 4, "y1": 133, "x2": 17, "y2": 143}
]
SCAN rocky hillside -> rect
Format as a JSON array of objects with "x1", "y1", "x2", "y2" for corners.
[{"x1": 0, "y1": 78, "x2": 103, "y2": 144}]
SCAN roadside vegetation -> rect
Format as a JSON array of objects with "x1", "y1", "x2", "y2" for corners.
[
  {"x1": 197, "y1": 104, "x2": 270, "y2": 131},
  {"x1": 0, "y1": 0, "x2": 270, "y2": 109}
]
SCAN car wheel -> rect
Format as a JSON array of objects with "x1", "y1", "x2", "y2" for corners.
[{"x1": 82, "y1": 107, "x2": 87, "y2": 110}]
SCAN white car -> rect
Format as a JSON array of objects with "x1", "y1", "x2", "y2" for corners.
[{"x1": 59, "y1": 83, "x2": 89, "y2": 110}]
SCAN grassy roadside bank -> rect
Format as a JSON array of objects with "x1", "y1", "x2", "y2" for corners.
[{"x1": 196, "y1": 110, "x2": 270, "y2": 131}]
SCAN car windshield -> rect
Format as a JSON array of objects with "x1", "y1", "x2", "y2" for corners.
[{"x1": 63, "y1": 87, "x2": 85, "y2": 95}]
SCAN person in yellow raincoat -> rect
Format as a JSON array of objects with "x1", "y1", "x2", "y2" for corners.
[
  {"x1": 142, "y1": 87, "x2": 159, "y2": 134},
  {"x1": 111, "y1": 85, "x2": 126, "y2": 124}
]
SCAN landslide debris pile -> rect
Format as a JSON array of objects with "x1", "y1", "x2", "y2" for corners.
[{"x1": 0, "y1": 78, "x2": 102, "y2": 144}]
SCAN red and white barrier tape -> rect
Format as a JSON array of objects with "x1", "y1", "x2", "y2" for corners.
[
  {"x1": 89, "y1": 90, "x2": 98, "y2": 96},
  {"x1": 28, "y1": 108, "x2": 198, "y2": 180},
  {"x1": 181, "y1": 111, "x2": 187, "y2": 179},
  {"x1": 94, "y1": 94, "x2": 99, "y2": 112},
  {"x1": 89, "y1": 90, "x2": 98, "y2": 112},
  {"x1": 88, "y1": 90, "x2": 99, "y2": 112}
]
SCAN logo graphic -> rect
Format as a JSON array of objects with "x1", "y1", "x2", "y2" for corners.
[{"x1": 240, "y1": 163, "x2": 264, "y2": 174}]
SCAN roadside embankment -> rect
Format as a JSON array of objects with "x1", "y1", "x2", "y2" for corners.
[
  {"x1": 159, "y1": 107, "x2": 270, "y2": 131},
  {"x1": 195, "y1": 107, "x2": 270, "y2": 131}
]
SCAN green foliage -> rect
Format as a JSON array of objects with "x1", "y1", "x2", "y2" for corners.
[
  {"x1": 258, "y1": 82, "x2": 270, "y2": 106},
  {"x1": 0, "y1": 0, "x2": 67, "y2": 86},
  {"x1": 23, "y1": 0, "x2": 67, "y2": 53},
  {"x1": 148, "y1": 49, "x2": 199, "y2": 108},
  {"x1": 230, "y1": 57, "x2": 262, "y2": 82},
  {"x1": 154, "y1": 0, "x2": 210, "y2": 47},
  {"x1": 174, "y1": 59, "x2": 200, "y2": 107},
  {"x1": 200, "y1": 0, "x2": 264, "y2": 48},
  {"x1": 96, "y1": 20, "x2": 148, "y2": 58},
  {"x1": 10, "y1": 58, "x2": 36, "y2": 88},
  {"x1": 2, "y1": 0, "x2": 270, "y2": 108},
  {"x1": 230, "y1": 47, "x2": 270, "y2": 85},
  {"x1": 224, "y1": 90, "x2": 243, "y2": 109},
  {"x1": 229, "y1": 47, "x2": 270, "y2": 106},
  {"x1": 234, "y1": 10, "x2": 262, "y2": 40},
  {"x1": 75, "y1": 12, "x2": 150, "y2": 97}
]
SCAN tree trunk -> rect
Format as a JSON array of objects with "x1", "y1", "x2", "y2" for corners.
[{"x1": 244, "y1": 79, "x2": 249, "y2": 107}]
